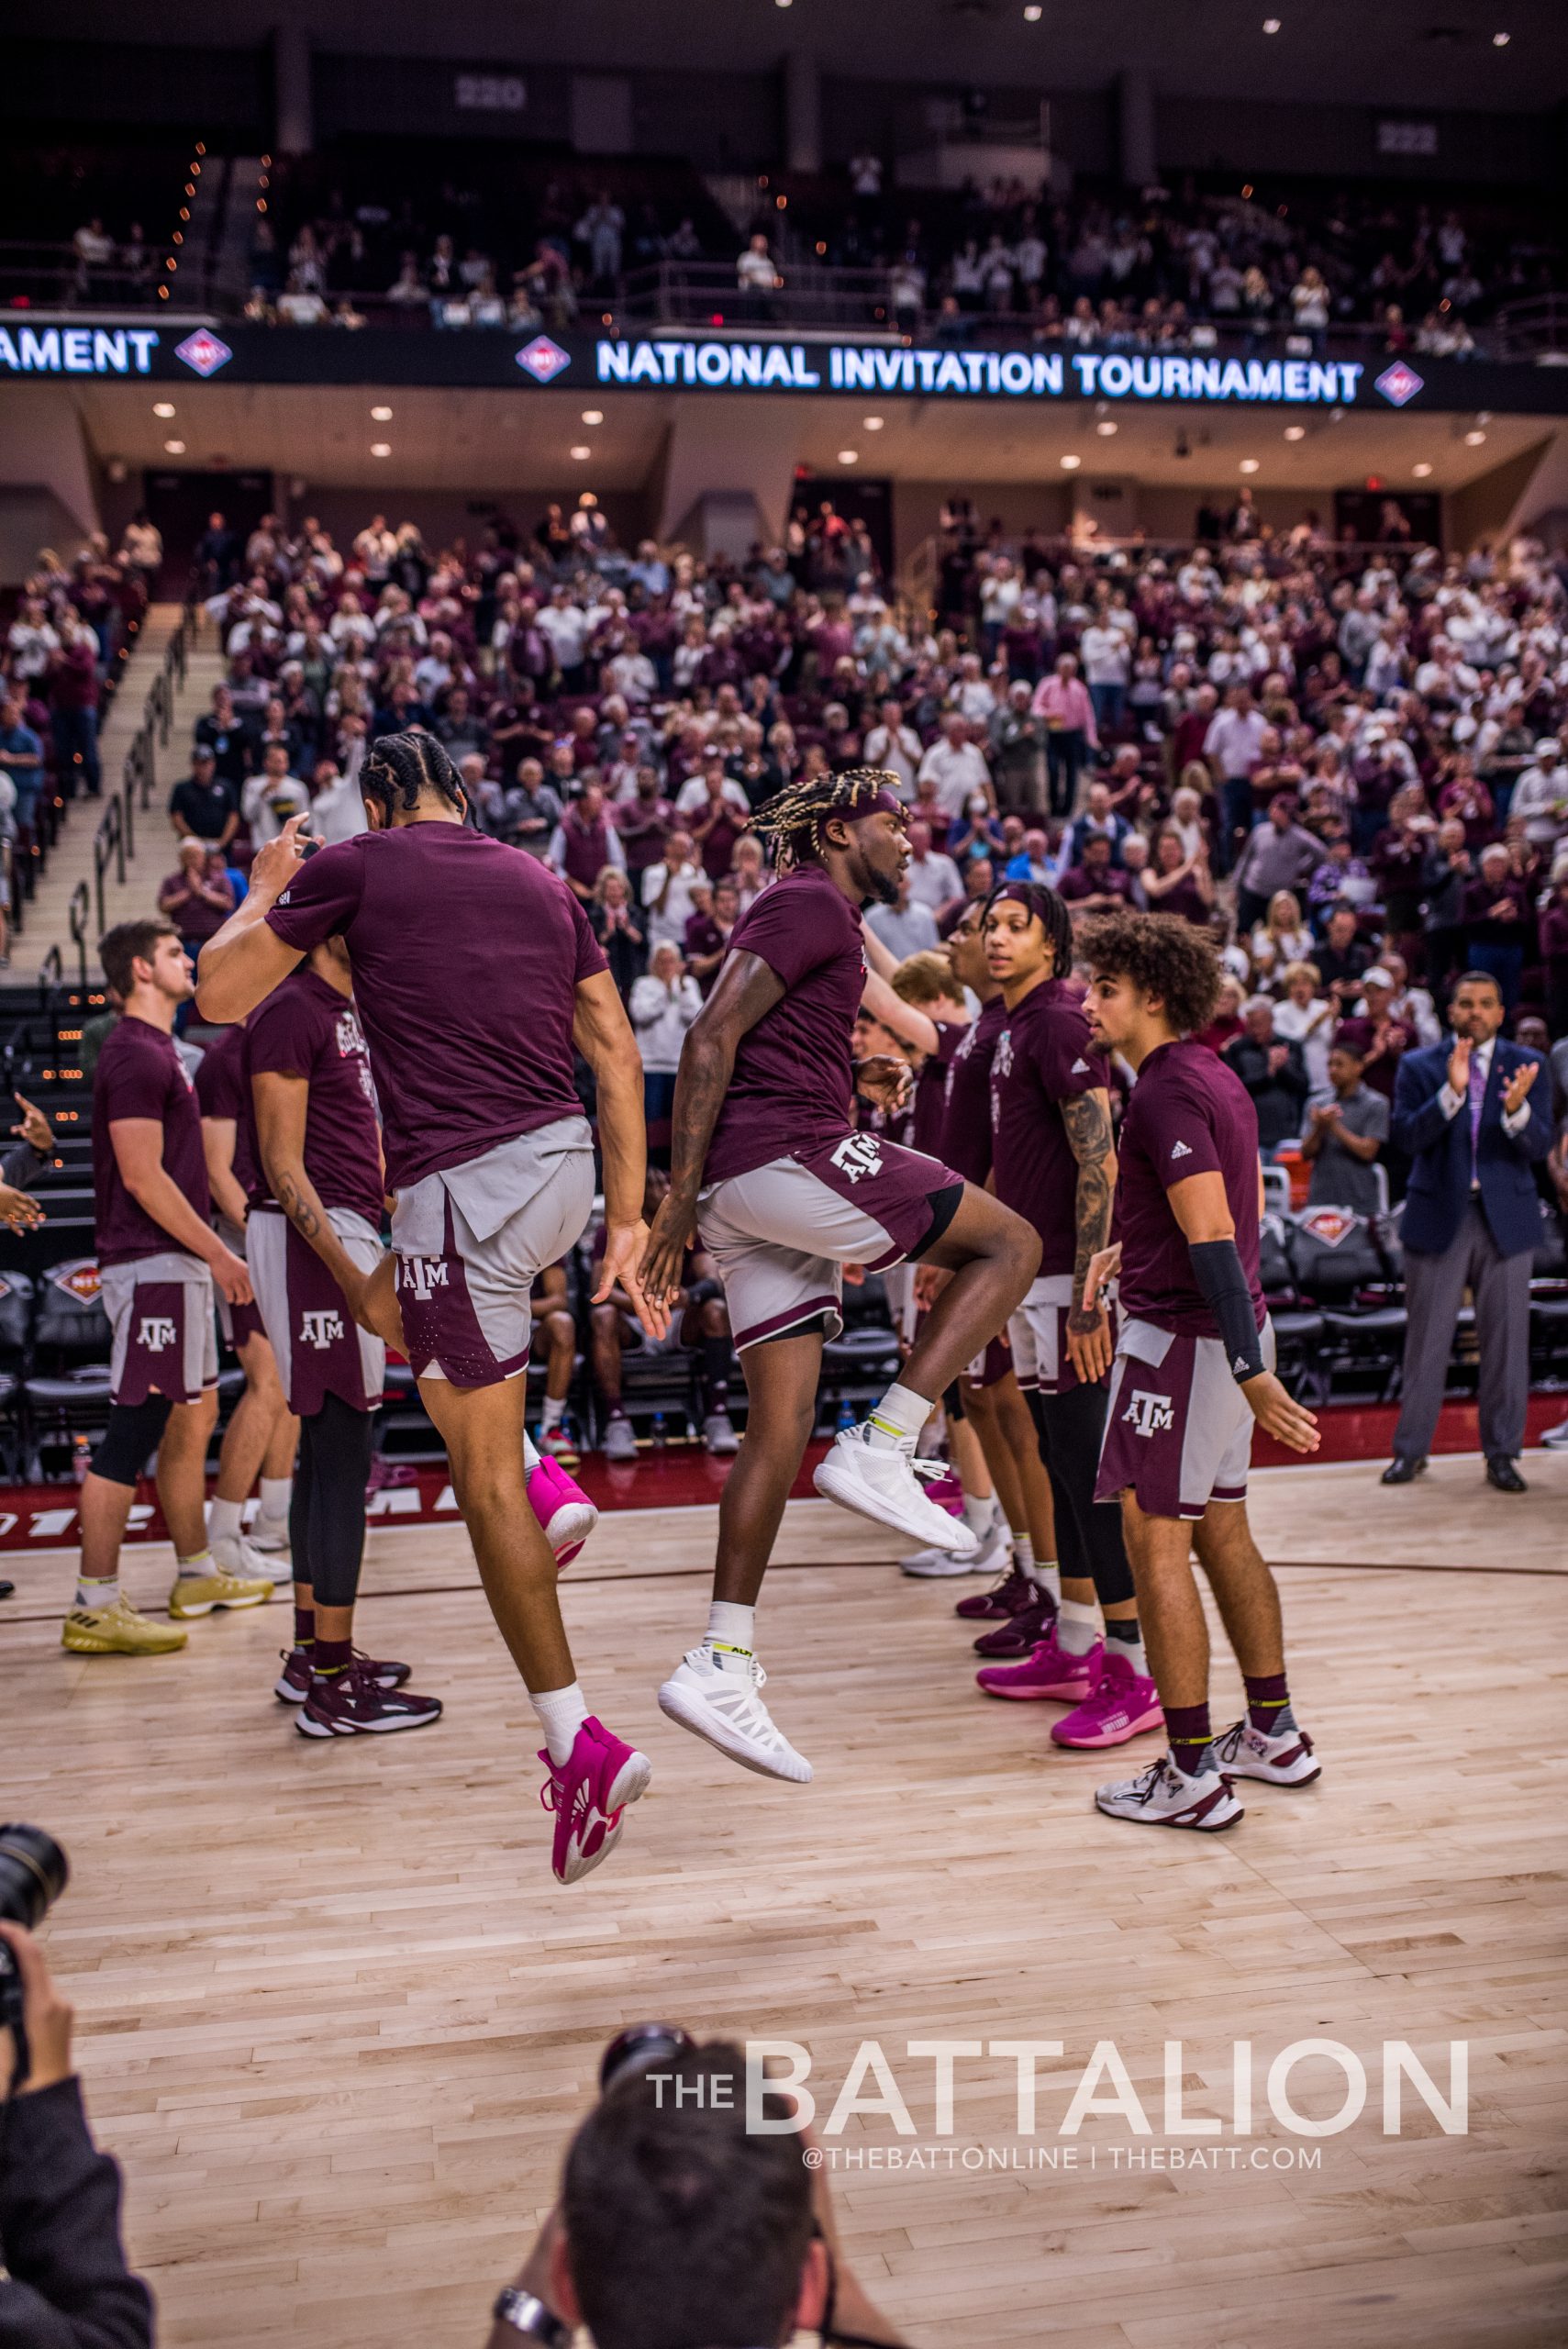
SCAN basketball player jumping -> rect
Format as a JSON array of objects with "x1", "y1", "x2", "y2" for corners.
[
  {"x1": 247, "y1": 937, "x2": 440, "y2": 1738},
  {"x1": 973, "y1": 884, "x2": 1162, "y2": 1751},
  {"x1": 1079, "y1": 911, "x2": 1322, "y2": 1831},
  {"x1": 197, "y1": 733, "x2": 665, "y2": 1883},
  {"x1": 640, "y1": 770, "x2": 1040, "y2": 1784}
]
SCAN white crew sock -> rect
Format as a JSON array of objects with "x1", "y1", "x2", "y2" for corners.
[
  {"x1": 176, "y1": 1548, "x2": 216, "y2": 1581},
  {"x1": 962, "y1": 1487, "x2": 995, "y2": 1536},
  {"x1": 1010, "y1": 1532, "x2": 1034, "y2": 1573},
  {"x1": 1025, "y1": 1557, "x2": 1062, "y2": 1606},
  {"x1": 207, "y1": 1497, "x2": 243, "y2": 1543},
  {"x1": 532, "y1": 1682, "x2": 590, "y2": 1766},
  {"x1": 705, "y1": 1599, "x2": 756, "y2": 1676},
  {"x1": 540, "y1": 1395, "x2": 565, "y2": 1435},
  {"x1": 74, "y1": 1573, "x2": 119, "y2": 1609},
  {"x1": 1105, "y1": 1620, "x2": 1149, "y2": 1675},
  {"x1": 258, "y1": 1475, "x2": 292, "y2": 1524},
  {"x1": 865, "y1": 1381, "x2": 933, "y2": 1455},
  {"x1": 1056, "y1": 1597, "x2": 1102, "y2": 1656},
  {"x1": 521, "y1": 1430, "x2": 541, "y2": 1475}
]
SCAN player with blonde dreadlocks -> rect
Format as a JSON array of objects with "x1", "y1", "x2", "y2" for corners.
[{"x1": 640, "y1": 770, "x2": 1040, "y2": 1786}]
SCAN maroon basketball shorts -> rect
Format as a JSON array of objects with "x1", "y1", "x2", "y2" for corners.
[
  {"x1": 1094, "y1": 1314, "x2": 1276, "y2": 1520},
  {"x1": 248, "y1": 1206, "x2": 386, "y2": 1418},
  {"x1": 697, "y1": 1133, "x2": 964, "y2": 1352},
  {"x1": 100, "y1": 1252, "x2": 218, "y2": 1407}
]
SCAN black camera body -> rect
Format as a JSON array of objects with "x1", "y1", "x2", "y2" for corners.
[{"x1": 0, "y1": 1823, "x2": 69, "y2": 2090}]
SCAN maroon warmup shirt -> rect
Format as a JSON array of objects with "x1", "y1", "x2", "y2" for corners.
[
  {"x1": 988, "y1": 978, "x2": 1108, "y2": 1277},
  {"x1": 93, "y1": 1016, "x2": 208, "y2": 1264},
  {"x1": 264, "y1": 825, "x2": 606, "y2": 1191},
  {"x1": 245, "y1": 969, "x2": 384, "y2": 1224},
  {"x1": 1112, "y1": 1038, "x2": 1265, "y2": 1337}
]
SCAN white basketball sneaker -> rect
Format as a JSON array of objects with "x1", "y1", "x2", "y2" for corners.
[
  {"x1": 248, "y1": 1514, "x2": 291, "y2": 1556},
  {"x1": 1211, "y1": 1717, "x2": 1321, "y2": 1787},
  {"x1": 210, "y1": 1530, "x2": 277, "y2": 1582},
  {"x1": 900, "y1": 1511, "x2": 1008, "y2": 1579},
  {"x1": 813, "y1": 1426, "x2": 979, "y2": 1555},
  {"x1": 1095, "y1": 1753, "x2": 1244, "y2": 1831},
  {"x1": 658, "y1": 1646, "x2": 813, "y2": 1782}
]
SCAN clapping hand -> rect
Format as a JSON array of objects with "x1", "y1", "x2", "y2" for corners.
[{"x1": 1500, "y1": 1060, "x2": 1538, "y2": 1119}]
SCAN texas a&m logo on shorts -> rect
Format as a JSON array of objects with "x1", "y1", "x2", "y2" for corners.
[
  {"x1": 138, "y1": 1316, "x2": 177, "y2": 1351},
  {"x1": 300, "y1": 1308, "x2": 346, "y2": 1351},
  {"x1": 1123, "y1": 1387, "x2": 1174, "y2": 1438},
  {"x1": 399, "y1": 1256, "x2": 450, "y2": 1300},
  {"x1": 830, "y1": 1134, "x2": 884, "y2": 1186}
]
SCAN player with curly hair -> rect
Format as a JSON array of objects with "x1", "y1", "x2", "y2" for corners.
[{"x1": 640, "y1": 770, "x2": 1040, "y2": 1784}]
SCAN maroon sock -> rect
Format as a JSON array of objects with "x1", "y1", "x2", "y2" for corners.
[
  {"x1": 313, "y1": 1637, "x2": 351, "y2": 1677},
  {"x1": 1245, "y1": 1672, "x2": 1292, "y2": 1731},
  {"x1": 293, "y1": 1606, "x2": 316, "y2": 1651},
  {"x1": 1164, "y1": 1702, "x2": 1212, "y2": 1776}
]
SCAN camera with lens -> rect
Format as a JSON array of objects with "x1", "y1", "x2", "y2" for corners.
[{"x1": 0, "y1": 1824, "x2": 69, "y2": 2090}]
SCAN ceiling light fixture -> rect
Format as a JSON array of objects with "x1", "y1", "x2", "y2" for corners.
[
  {"x1": 1060, "y1": 453, "x2": 1082, "y2": 471},
  {"x1": 1463, "y1": 429, "x2": 1487, "y2": 445},
  {"x1": 570, "y1": 444, "x2": 593, "y2": 460},
  {"x1": 371, "y1": 442, "x2": 391, "y2": 457},
  {"x1": 1240, "y1": 458, "x2": 1260, "y2": 473},
  {"x1": 1262, "y1": 15, "x2": 1281, "y2": 29},
  {"x1": 1095, "y1": 420, "x2": 1118, "y2": 436},
  {"x1": 371, "y1": 405, "x2": 393, "y2": 421},
  {"x1": 1024, "y1": 5, "x2": 1042, "y2": 18},
  {"x1": 838, "y1": 449, "x2": 859, "y2": 464},
  {"x1": 1492, "y1": 29, "x2": 1509, "y2": 44},
  {"x1": 1283, "y1": 423, "x2": 1306, "y2": 440},
  {"x1": 152, "y1": 401, "x2": 175, "y2": 418},
  {"x1": 863, "y1": 415, "x2": 884, "y2": 430},
  {"x1": 1413, "y1": 462, "x2": 1433, "y2": 477},
  {"x1": 163, "y1": 439, "x2": 185, "y2": 454},
  {"x1": 582, "y1": 408, "x2": 604, "y2": 425}
]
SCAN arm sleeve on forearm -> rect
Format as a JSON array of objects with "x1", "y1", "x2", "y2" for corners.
[
  {"x1": 0, "y1": 2077, "x2": 155, "y2": 2349},
  {"x1": 1189, "y1": 1240, "x2": 1266, "y2": 1383},
  {"x1": 0, "y1": 1143, "x2": 45, "y2": 1188}
]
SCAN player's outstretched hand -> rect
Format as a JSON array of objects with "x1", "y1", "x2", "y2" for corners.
[
  {"x1": 1081, "y1": 1241, "x2": 1122, "y2": 1313},
  {"x1": 606, "y1": 1216, "x2": 671, "y2": 1339},
  {"x1": 11, "y1": 1090, "x2": 52, "y2": 1153},
  {"x1": 1242, "y1": 1370, "x2": 1319, "y2": 1454},
  {"x1": 248, "y1": 811, "x2": 320, "y2": 906},
  {"x1": 213, "y1": 1246, "x2": 253, "y2": 1308},
  {"x1": 638, "y1": 1191, "x2": 695, "y2": 1313},
  {"x1": 854, "y1": 1053, "x2": 913, "y2": 1112},
  {"x1": 0, "y1": 1183, "x2": 43, "y2": 1230}
]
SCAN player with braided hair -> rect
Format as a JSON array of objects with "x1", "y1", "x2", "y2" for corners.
[
  {"x1": 197, "y1": 731, "x2": 667, "y2": 1885},
  {"x1": 640, "y1": 770, "x2": 1040, "y2": 1784}
]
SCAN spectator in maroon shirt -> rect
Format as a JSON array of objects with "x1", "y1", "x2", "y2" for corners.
[
  {"x1": 157, "y1": 840, "x2": 237, "y2": 960},
  {"x1": 550, "y1": 781, "x2": 622, "y2": 906},
  {"x1": 1541, "y1": 868, "x2": 1568, "y2": 1041},
  {"x1": 1341, "y1": 969, "x2": 1419, "y2": 1103},
  {"x1": 1058, "y1": 833, "x2": 1137, "y2": 912},
  {"x1": 48, "y1": 611, "x2": 102, "y2": 798},
  {"x1": 613, "y1": 766, "x2": 675, "y2": 875},
  {"x1": 684, "y1": 876, "x2": 740, "y2": 996}
]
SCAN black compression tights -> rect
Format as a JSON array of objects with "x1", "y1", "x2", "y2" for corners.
[
  {"x1": 288, "y1": 1393, "x2": 374, "y2": 1609},
  {"x1": 1028, "y1": 1382, "x2": 1137, "y2": 1610}
]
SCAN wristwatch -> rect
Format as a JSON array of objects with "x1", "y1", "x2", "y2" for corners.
[{"x1": 492, "y1": 2288, "x2": 571, "y2": 2345}]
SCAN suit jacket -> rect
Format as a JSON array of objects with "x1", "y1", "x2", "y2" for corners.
[{"x1": 1392, "y1": 1036, "x2": 1552, "y2": 1258}]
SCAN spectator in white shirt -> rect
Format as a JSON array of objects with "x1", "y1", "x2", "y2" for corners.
[
  {"x1": 864, "y1": 874, "x2": 940, "y2": 961},
  {"x1": 862, "y1": 698, "x2": 923, "y2": 800},
  {"x1": 1203, "y1": 684, "x2": 1271, "y2": 872},
  {"x1": 1079, "y1": 618, "x2": 1132, "y2": 737},
  {"x1": 6, "y1": 600, "x2": 59, "y2": 681},
  {"x1": 306, "y1": 757, "x2": 366, "y2": 844},
  {"x1": 537, "y1": 589, "x2": 590, "y2": 683},
  {"x1": 903, "y1": 818, "x2": 964, "y2": 917},
  {"x1": 917, "y1": 713, "x2": 993, "y2": 818},
  {"x1": 630, "y1": 943, "x2": 704, "y2": 1120},
  {"x1": 641, "y1": 833, "x2": 705, "y2": 950},
  {"x1": 242, "y1": 743, "x2": 311, "y2": 843}
]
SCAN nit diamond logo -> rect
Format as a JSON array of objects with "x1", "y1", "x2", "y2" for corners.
[
  {"x1": 1373, "y1": 361, "x2": 1424, "y2": 408},
  {"x1": 174, "y1": 328, "x2": 233, "y2": 379},
  {"x1": 516, "y1": 333, "x2": 571, "y2": 384}
]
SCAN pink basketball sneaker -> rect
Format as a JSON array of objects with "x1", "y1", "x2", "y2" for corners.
[
  {"x1": 1050, "y1": 1649, "x2": 1164, "y2": 1749},
  {"x1": 528, "y1": 1452, "x2": 598, "y2": 1568},
  {"x1": 538, "y1": 1717, "x2": 651, "y2": 1884},
  {"x1": 976, "y1": 1631, "x2": 1101, "y2": 1702}
]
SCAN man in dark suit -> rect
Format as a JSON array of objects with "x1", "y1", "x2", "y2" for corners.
[{"x1": 1385, "y1": 970, "x2": 1551, "y2": 1492}]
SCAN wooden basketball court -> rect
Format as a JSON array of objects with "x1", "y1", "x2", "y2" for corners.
[{"x1": 8, "y1": 1453, "x2": 1568, "y2": 2346}]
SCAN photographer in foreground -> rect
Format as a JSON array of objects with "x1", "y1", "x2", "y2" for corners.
[
  {"x1": 485, "y1": 2038, "x2": 908, "y2": 2349},
  {"x1": 0, "y1": 1921, "x2": 153, "y2": 2348}
]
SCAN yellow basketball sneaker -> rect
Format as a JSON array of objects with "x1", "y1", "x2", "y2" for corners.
[
  {"x1": 167, "y1": 1563, "x2": 273, "y2": 1618},
  {"x1": 61, "y1": 1595, "x2": 188, "y2": 1655}
]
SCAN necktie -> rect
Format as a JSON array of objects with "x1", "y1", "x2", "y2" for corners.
[{"x1": 1467, "y1": 1050, "x2": 1485, "y2": 1186}]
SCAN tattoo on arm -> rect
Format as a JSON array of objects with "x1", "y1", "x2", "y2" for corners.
[
  {"x1": 275, "y1": 1167, "x2": 320, "y2": 1241},
  {"x1": 1062, "y1": 1091, "x2": 1116, "y2": 1325}
]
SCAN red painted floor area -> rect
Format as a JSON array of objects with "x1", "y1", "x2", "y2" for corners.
[{"x1": 0, "y1": 1395, "x2": 1562, "y2": 1552}]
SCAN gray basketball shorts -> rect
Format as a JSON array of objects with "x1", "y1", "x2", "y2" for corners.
[
  {"x1": 1095, "y1": 1314, "x2": 1277, "y2": 1520},
  {"x1": 697, "y1": 1133, "x2": 962, "y2": 1353},
  {"x1": 100, "y1": 1251, "x2": 217, "y2": 1407}
]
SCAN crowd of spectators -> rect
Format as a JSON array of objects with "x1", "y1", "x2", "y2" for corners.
[
  {"x1": 0, "y1": 538, "x2": 151, "y2": 960},
  {"x1": 172, "y1": 491, "x2": 1568, "y2": 1208},
  {"x1": 245, "y1": 153, "x2": 1560, "y2": 351}
]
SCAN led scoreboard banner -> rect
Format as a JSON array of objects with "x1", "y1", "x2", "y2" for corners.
[{"x1": 2, "y1": 319, "x2": 1563, "y2": 414}]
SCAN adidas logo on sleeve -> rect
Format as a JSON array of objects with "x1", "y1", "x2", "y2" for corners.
[
  {"x1": 1171, "y1": 1140, "x2": 1192, "y2": 1160},
  {"x1": 1071, "y1": 1057, "x2": 1091, "y2": 1074}
]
